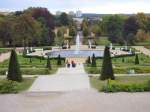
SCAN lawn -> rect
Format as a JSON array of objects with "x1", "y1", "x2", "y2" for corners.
[
  {"x1": 0, "y1": 48, "x2": 11, "y2": 54},
  {"x1": 90, "y1": 76, "x2": 150, "y2": 92},
  {"x1": 85, "y1": 53, "x2": 150, "y2": 74},
  {"x1": 0, "y1": 78, "x2": 35, "y2": 93},
  {"x1": 0, "y1": 54, "x2": 65, "y2": 75},
  {"x1": 95, "y1": 36, "x2": 111, "y2": 45}
]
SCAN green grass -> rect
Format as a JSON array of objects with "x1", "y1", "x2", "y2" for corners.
[
  {"x1": 90, "y1": 76, "x2": 150, "y2": 91},
  {"x1": 85, "y1": 53, "x2": 150, "y2": 74},
  {"x1": 96, "y1": 37, "x2": 110, "y2": 45},
  {"x1": 0, "y1": 54, "x2": 65, "y2": 75},
  {"x1": 16, "y1": 78, "x2": 35, "y2": 92},
  {"x1": 0, "y1": 78, "x2": 35, "y2": 93},
  {"x1": 0, "y1": 48, "x2": 11, "y2": 53}
]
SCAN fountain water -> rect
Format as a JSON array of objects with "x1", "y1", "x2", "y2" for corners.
[
  {"x1": 88, "y1": 40, "x2": 92, "y2": 49},
  {"x1": 66, "y1": 40, "x2": 69, "y2": 49},
  {"x1": 74, "y1": 34, "x2": 80, "y2": 54}
]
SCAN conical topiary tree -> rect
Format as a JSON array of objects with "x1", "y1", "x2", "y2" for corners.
[
  {"x1": 57, "y1": 54, "x2": 62, "y2": 65},
  {"x1": 91, "y1": 54, "x2": 96, "y2": 67},
  {"x1": 122, "y1": 58, "x2": 125, "y2": 63},
  {"x1": 23, "y1": 48, "x2": 27, "y2": 57},
  {"x1": 46, "y1": 56, "x2": 51, "y2": 69},
  {"x1": 100, "y1": 46, "x2": 115, "y2": 80},
  {"x1": 135, "y1": 54, "x2": 139, "y2": 64},
  {"x1": 86, "y1": 56, "x2": 91, "y2": 64},
  {"x1": 7, "y1": 49, "x2": 22, "y2": 82},
  {"x1": 29, "y1": 57, "x2": 32, "y2": 63}
]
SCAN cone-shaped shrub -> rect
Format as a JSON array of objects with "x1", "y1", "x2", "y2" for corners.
[
  {"x1": 122, "y1": 58, "x2": 125, "y2": 63},
  {"x1": 46, "y1": 56, "x2": 51, "y2": 69},
  {"x1": 86, "y1": 56, "x2": 91, "y2": 64},
  {"x1": 100, "y1": 46, "x2": 115, "y2": 80},
  {"x1": 29, "y1": 57, "x2": 32, "y2": 63},
  {"x1": 23, "y1": 48, "x2": 27, "y2": 57},
  {"x1": 57, "y1": 54, "x2": 62, "y2": 65},
  {"x1": 7, "y1": 49, "x2": 22, "y2": 82},
  {"x1": 91, "y1": 54, "x2": 96, "y2": 67},
  {"x1": 135, "y1": 54, "x2": 139, "y2": 64}
]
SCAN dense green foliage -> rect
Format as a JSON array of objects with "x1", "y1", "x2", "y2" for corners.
[
  {"x1": 102, "y1": 80, "x2": 150, "y2": 92},
  {"x1": 0, "y1": 7, "x2": 55, "y2": 47},
  {"x1": 100, "y1": 46, "x2": 115, "y2": 80},
  {"x1": 90, "y1": 76, "x2": 150, "y2": 92},
  {"x1": 85, "y1": 13, "x2": 150, "y2": 45},
  {"x1": 7, "y1": 50, "x2": 22, "y2": 82},
  {"x1": 0, "y1": 78, "x2": 34, "y2": 93}
]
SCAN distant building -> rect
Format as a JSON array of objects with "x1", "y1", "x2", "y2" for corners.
[
  {"x1": 69, "y1": 11, "x2": 75, "y2": 16},
  {"x1": 56, "y1": 11, "x2": 62, "y2": 16},
  {"x1": 76, "y1": 11, "x2": 82, "y2": 17}
]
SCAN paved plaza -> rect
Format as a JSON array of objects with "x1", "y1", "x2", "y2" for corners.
[
  {"x1": 0, "y1": 90, "x2": 150, "y2": 112},
  {"x1": 29, "y1": 64, "x2": 90, "y2": 92}
]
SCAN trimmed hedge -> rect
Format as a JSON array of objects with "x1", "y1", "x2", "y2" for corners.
[
  {"x1": 101, "y1": 80, "x2": 150, "y2": 92},
  {"x1": 85, "y1": 66, "x2": 150, "y2": 74},
  {"x1": 0, "y1": 68, "x2": 57, "y2": 75},
  {"x1": 95, "y1": 54, "x2": 135, "y2": 59}
]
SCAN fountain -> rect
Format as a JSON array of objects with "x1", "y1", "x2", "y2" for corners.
[
  {"x1": 88, "y1": 40, "x2": 92, "y2": 49},
  {"x1": 110, "y1": 43, "x2": 113, "y2": 50},
  {"x1": 66, "y1": 40, "x2": 69, "y2": 49},
  {"x1": 47, "y1": 33, "x2": 104, "y2": 57},
  {"x1": 74, "y1": 33, "x2": 80, "y2": 54}
]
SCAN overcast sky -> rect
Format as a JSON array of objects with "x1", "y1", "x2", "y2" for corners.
[{"x1": 0, "y1": 0, "x2": 150, "y2": 14}]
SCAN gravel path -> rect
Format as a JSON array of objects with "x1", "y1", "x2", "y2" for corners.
[
  {"x1": 133, "y1": 46, "x2": 150, "y2": 56},
  {"x1": 29, "y1": 64, "x2": 90, "y2": 92},
  {"x1": 0, "y1": 90, "x2": 150, "y2": 112},
  {"x1": 0, "y1": 52, "x2": 10, "y2": 62}
]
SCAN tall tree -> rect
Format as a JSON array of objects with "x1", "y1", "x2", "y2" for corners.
[
  {"x1": 30, "y1": 8, "x2": 55, "y2": 45},
  {"x1": 123, "y1": 16, "x2": 139, "y2": 44},
  {"x1": 7, "y1": 49, "x2": 22, "y2": 82},
  {"x1": 100, "y1": 46, "x2": 115, "y2": 80},
  {"x1": 136, "y1": 13, "x2": 149, "y2": 31},
  {"x1": 103, "y1": 15, "x2": 125, "y2": 44},
  {"x1": 69, "y1": 25, "x2": 76, "y2": 37},
  {"x1": 14, "y1": 14, "x2": 41, "y2": 47},
  {"x1": 0, "y1": 18, "x2": 13, "y2": 46},
  {"x1": 59, "y1": 13, "x2": 70, "y2": 26}
]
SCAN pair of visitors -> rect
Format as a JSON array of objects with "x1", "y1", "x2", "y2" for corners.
[
  {"x1": 66, "y1": 60, "x2": 76, "y2": 68},
  {"x1": 71, "y1": 61, "x2": 76, "y2": 68},
  {"x1": 66, "y1": 60, "x2": 71, "y2": 68}
]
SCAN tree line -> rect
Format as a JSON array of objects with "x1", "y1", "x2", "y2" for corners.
[
  {"x1": 0, "y1": 7, "x2": 74, "y2": 47},
  {"x1": 82, "y1": 13, "x2": 150, "y2": 45},
  {"x1": 1, "y1": 8, "x2": 150, "y2": 47}
]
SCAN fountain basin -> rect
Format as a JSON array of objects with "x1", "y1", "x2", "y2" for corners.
[{"x1": 46, "y1": 50, "x2": 103, "y2": 57}]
